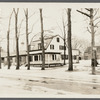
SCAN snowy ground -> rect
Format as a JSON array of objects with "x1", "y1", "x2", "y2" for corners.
[{"x1": 0, "y1": 60, "x2": 100, "y2": 98}]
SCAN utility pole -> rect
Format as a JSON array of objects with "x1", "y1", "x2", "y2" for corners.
[
  {"x1": 67, "y1": 8, "x2": 73, "y2": 71},
  {"x1": 77, "y1": 8, "x2": 95, "y2": 74},
  {"x1": 40, "y1": 9, "x2": 45, "y2": 70},
  {"x1": 13, "y1": 8, "x2": 20, "y2": 70},
  {"x1": 24, "y1": 8, "x2": 30, "y2": 70}
]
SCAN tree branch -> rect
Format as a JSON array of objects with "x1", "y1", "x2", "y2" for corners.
[
  {"x1": 93, "y1": 8, "x2": 99, "y2": 17},
  {"x1": 8, "y1": 10, "x2": 13, "y2": 31},
  {"x1": 93, "y1": 16, "x2": 100, "y2": 21},
  {"x1": 94, "y1": 20, "x2": 100, "y2": 27},
  {"x1": 85, "y1": 8, "x2": 91, "y2": 11},
  {"x1": 77, "y1": 10, "x2": 90, "y2": 18},
  {"x1": 17, "y1": 8, "x2": 19, "y2": 15},
  {"x1": 56, "y1": 21, "x2": 63, "y2": 37},
  {"x1": 28, "y1": 19, "x2": 39, "y2": 35},
  {"x1": 87, "y1": 27, "x2": 91, "y2": 33}
]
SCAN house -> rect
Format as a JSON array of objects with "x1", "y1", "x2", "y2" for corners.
[
  {"x1": 2, "y1": 50, "x2": 27, "y2": 66},
  {"x1": 2, "y1": 35, "x2": 80, "y2": 67},
  {"x1": 84, "y1": 46, "x2": 100, "y2": 60},
  {"x1": 29, "y1": 35, "x2": 80, "y2": 66}
]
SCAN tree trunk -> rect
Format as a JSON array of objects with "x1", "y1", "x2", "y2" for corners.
[
  {"x1": 40, "y1": 9, "x2": 45, "y2": 70},
  {"x1": 90, "y1": 8, "x2": 95, "y2": 75},
  {"x1": 0, "y1": 47, "x2": 1, "y2": 69},
  {"x1": 25, "y1": 8, "x2": 30, "y2": 70},
  {"x1": 67, "y1": 8, "x2": 73, "y2": 71},
  {"x1": 14, "y1": 9, "x2": 20, "y2": 70},
  {"x1": 7, "y1": 31, "x2": 10, "y2": 69},
  {"x1": 64, "y1": 38, "x2": 66, "y2": 65},
  {"x1": 62, "y1": 17, "x2": 66, "y2": 65}
]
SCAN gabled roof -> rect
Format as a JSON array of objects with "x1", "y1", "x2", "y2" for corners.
[{"x1": 30, "y1": 35, "x2": 62, "y2": 51}]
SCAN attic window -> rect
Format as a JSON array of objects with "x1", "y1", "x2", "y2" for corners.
[{"x1": 57, "y1": 37, "x2": 60, "y2": 42}]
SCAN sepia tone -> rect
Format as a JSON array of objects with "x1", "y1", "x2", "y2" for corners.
[{"x1": 0, "y1": 3, "x2": 100, "y2": 98}]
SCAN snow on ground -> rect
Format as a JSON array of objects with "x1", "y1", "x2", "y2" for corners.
[{"x1": 0, "y1": 60, "x2": 100, "y2": 98}]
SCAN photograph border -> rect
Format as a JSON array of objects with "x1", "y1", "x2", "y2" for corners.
[{"x1": 0, "y1": 0, "x2": 100, "y2": 100}]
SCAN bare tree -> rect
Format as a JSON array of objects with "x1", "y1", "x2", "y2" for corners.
[
  {"x1": 56, "y1": 12, "x2": 67, "y2": 65},
  {"x1": 62, "y1": 16, "x2": 67, "y2": 65},
  {"x1": 0, "y1": 46, "x2": 1, "y2": 69},
  {"x1": 7, "y1": 11, "x2": 13, "y2": 69},
  {"x1": 72, "y1": 36, "x2": 90, "y2": 51},
  {"x1": 13, "y1": 8, "x2": 20, "y2": 70},
  {"x1": 0, "y1": 38, "x2": 6, "y2": 69},
  {"x1": 77, "y1": 8, "x2": 100, "y2": 74},
  {"x1": 24, "y1": 8, "x2": 30, "y2": 70},
  {"x1": 40, "y1": 9, "x2": 45, "y2": 70},
  {"x1": 67, "y1": 8, "x2": 73, "y2": 71}
]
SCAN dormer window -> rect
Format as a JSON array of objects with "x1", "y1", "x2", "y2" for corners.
[{"x1": 57, "y1": 37, "x2": 60, "y2": 42}]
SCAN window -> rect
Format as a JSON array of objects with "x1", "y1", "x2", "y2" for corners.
[
  {"x1": 61, "y1": 55, "x2": 64, "y2": 60},
  {"x1": 52, "y1": 55, "x2": 55, "y2": 60},
  {"x1": 74, "y1": 55, "x2": 76, "y2": 60},
  {"x1": 38, "y1": 43, "x2": 42, "y2": 49},
  {"x1": 55, "y1": 55, "x2": 56, "y2": 60},
  {"x1": 34, "y1": 55, "x2": 38, "y2": 61},
  {"x1": 39, "y1": 55, "x2": 41, "y2": 61},
  {"x1": 50, "y1": 45, "x2": 54, "y2": 49},
  {"x1": 59, "y1": 45, "x2": 64, "y2": 50},
  {"x1": 57, "y1": 38, "x2": 60, "y2": 42},
  {"x1": 29, "y1": 56, "x2": 33, "y2": 61},
  {"x1": 66, "y1": 55, "x2": 68, "y2": 59},
  {"x1": 61, "y1": 55, "x2": 68, "y2": 60},
  {"x1": 64, "y1": 46, "x2": 66, "y2": 50},
  {"x1": 52, "y1": 54, "x2": 56, "y2": 60}
]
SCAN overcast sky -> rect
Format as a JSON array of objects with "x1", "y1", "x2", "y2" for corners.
[{"x1": 0, "y1": 3, "x2": 100, "y2": 52}]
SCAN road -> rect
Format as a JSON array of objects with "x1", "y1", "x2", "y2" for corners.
[{"x1": 0, "y1": 65, "x2": 100, "y2": 97}]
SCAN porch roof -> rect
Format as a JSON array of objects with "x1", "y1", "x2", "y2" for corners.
[
  {"x1": 10, "y1": 50, "x2": 27, "y2": 57},
  {"x1": 29, "y1": 51, "x2": 61, "y2": 55}
]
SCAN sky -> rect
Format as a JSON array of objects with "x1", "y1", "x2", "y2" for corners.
[{"x1": 0, "y1": 3, "x2": 100, "y2": 53}]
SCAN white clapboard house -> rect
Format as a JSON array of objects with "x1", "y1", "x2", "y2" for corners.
[
  {"x1": 29, "y1": 35, "x2": 80, "y2": 66},
  {"x1": 2, "y1": 35, "x2": 80, "y2": 67}
]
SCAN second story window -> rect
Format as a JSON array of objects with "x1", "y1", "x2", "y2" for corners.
[
  {"x1": 50, "y1": 45, "x2": 54, "y2": 49},
  {"x1": 57, "y1": 37, "x2": 60, "y2": 42},
  {"x1": 38, "y1": 43, "x2": 42, "y2": 50},
  {"x1": 59, "y1": 45, "x2": 66, "y2": 50}
]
